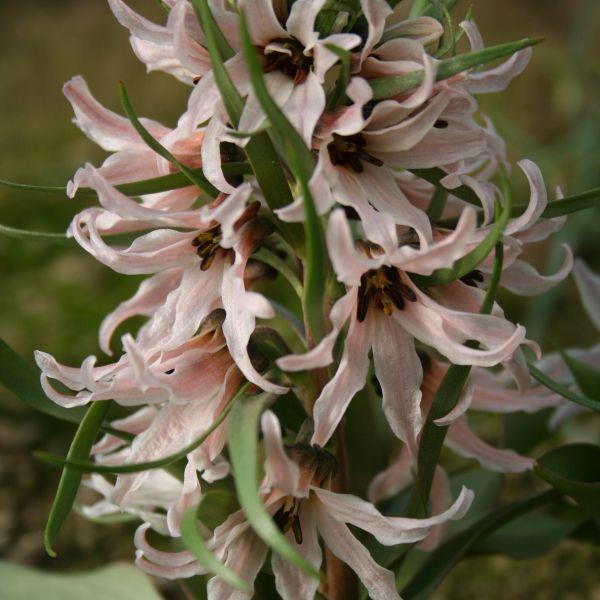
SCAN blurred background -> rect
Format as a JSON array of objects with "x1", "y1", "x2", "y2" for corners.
[{"x1": 0, "y1": 0, "x2": 598, "y2": 598}]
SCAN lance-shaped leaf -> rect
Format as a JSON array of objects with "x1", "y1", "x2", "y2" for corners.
[
  {"x1": 371, "y1": 37, "x2": 541, "y2": 100},
  {"x1": 181, "y1": 505, "x2": 250, "y2": 592},
  {"x1": 561, "y1": 350, "x2": 600, "y2": 401},
  {"x1": 35, "y1": 383, "x2": 248, "y2": 474},
  {"x1": 0, "y1": 163, "x2": 251, "y2": 199},
  {"x1": 534, "y1": 444, "x2": 600, "y2": 518},
  {"x1": 0, "y1": 223, "x2": 76, "y2": 246},
  {"x1": 45, "y1": 400, "x2": 111, "y2": 556},
  {"x1": 227, "y1": 393, "x2": 319, "y2": 577},
  {"x1": 407, "y1": 242, "x2": 504, "y2": 517},
  {"x1": 193, "y1": 0, "x2": 303, "y2": 248},
  {"x1": 401, "y1": 489, "x2": 561, "y2": 598},
  {"x1": 119, "y1": 83, "x2": 218, "y2": 197},
  {"x1": 413, "y1": 186, "x2": 511, "y2": 287},
  {"x1": 239, "y1": 12, "x2": 327, "y2": 341},
  {"x1": 0, "y1": 337, "x2": 86, "y2": 424},
  {"x1": 528, "y1": 364, "x2": 600, "y2": 413},
  {"x1": 541, "y1": 186, "x2": 600, "y2": 218},
  {"x1": 325, "y1": 44, "x2": 352, "y2": 110}
]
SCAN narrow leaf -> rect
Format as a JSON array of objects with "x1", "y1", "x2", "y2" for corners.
[
  {"x1": 370, "y1": 38, "x2": 542, "y2": 100},
  {"x1": 240, "y1": 12, "x2": 327, "y2": 341},
  {"x1": 191, "y1": 0, "x2": 243, "y2": 124},
  {"x1": 227, "y1": 393, "x2": 319, "y2": 577},
  {"x1": 0, "y1": 223, "x2": 75, "y2": 246},
  {"x1": 181, "y1": 506, "x2": 250, "y2": 592},
  {"x1": 541, "y1": 186, "x2": 600, "y2": 218},
  {"x1": 0, "y1": 163, "x2": 251, "y2": 200},
  {"x1": 413, "y1": 185, "x2": 511, "y2": 287},
  {"x1": 325, "y1": 44, "x2": 352, "y2": 110},
  {"x1": 528, "y1": 363, "x2": 600, "y2": 413},
  {"x1": 407, "y1": 242, "x2": 504, "y2": 517},
  {"x1": 561, "y1": 350, "x2": 600, "y2": 401},
  {"x1": 35, "y1": 383, "x2": 248, "y2": 474},
  {"x1": 401, "y1": 490, "x2": 561, "y2": 598},
  {"x1": 45, "y1": 401, "x2": 111, "y2": 556},
  {"x1": 534, "y1": 444, "x2": 600, "y2": 517},
  {"x1": 119, "y1": 83, "x2": 218, "y2": 197}
]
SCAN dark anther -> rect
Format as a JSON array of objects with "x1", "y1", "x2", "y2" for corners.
[
  {"x1": 165, "y1": 368, "x2": 175, "y2": 375},
  {"x1": 434, "y1": 119, "x2": 448, "y2": 128},
  {"x1": 327, "y1": 133, "x2": 384, "y2": 174},
  {"x1": 460, "y1": 269, "x2": 485, "y2": 287},
  {"x1": 262, "y1": 38, "x2": 313, "y2": 85},
  {"x1": 291, "y1": 515, "x2": 303, "y2": 544},
  {"x1": 361, "y1": 100, "x2": 377, "y2": 120},
  {"x1": 192, "y1": 76, "x2": 201, "y2": 85}
]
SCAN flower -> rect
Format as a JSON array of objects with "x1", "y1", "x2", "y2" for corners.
[
  {"x1": 63, "y1": 75, "x2": 206, "y2": 195},
  {"x1": 36, "y1": 317, "x2": 244, "y2": 526},
  {"x1": 277, "y1": 207, "x2": 532, "y2": 449},
  {"x1": 67, "y1": 165, "x2": 285, "y2": 393},
  {"x1": 134, "y1": 411, "x2": 474, "y2": 599}
]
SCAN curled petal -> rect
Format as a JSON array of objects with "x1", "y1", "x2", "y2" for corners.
[
  {"x1": 315, "y1": 504, "x2": 399, "y2": 600},
  {"x1": 446, "y1": 418, "x2": 534, "y2": 472},
  {"x1": 277, "y1": 289, "x2": 356, "y2": 372},
  {"x1": 500, "y1": 246, "x2": 573, "y2": 297},
  {"x1": 314, "y1": 485, "x2": 473, "y2": 546},
  {"x1": 573, "y1": 259, "x2": 600, "y2": 331},
  {"x1": 261, "y1": 410, "x2": 301, "y2": 496}
]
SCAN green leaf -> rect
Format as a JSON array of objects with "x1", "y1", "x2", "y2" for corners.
[
  {"x1": 227, "y1": 393, "x2": 319, "y2": 577},
  {"x1": 193, "y1": 0, "x2": 303, "y2": 248},
  {"x1": 473, "y1": 511, "x2": 579, "y2": 559},
  {"x1": 561, "y1": 350, "x2": 600, "y2": 401},
  {"x1": 253, "y1": 247, "x2": 303, "y2": 299},
  {"x1": 426, "y1": 186, "x2": 447, "y2": 220},
  {"x1": 119, "y1": 82, "x2": 218, "y2": 197},
  {"x1": 238, "y1": 12, "x2": 314, "y2": 181},
  {"x1": 534, "y1": 444, "x2": 600, "y2": 517},
  {"x1": 325, "y1": 44, "x2": 352, "y2": 110},
  {"x1": 406, "y1": 242, "x2": 504, "y2": 517},
  {"x1": 181, "y1": 505, "x2": 251, "y2": 592},
  {"x1": 190, "y1": 0, "x2": 234, "y2": 62},
  {"x1": 0, "y1": 223, "x2": 75, "y2": 246},
  {"x1": 35, "y1": 383, "x2": 248, "y2": 474},
  {"x1": 413, "y1": 184, "x2": 511, "y2": 287},
  {"x1": 370, "y1": 38, "x2": 542, "y2": 100},
  {"x1": 527, "y1": 363, "x2": 600, "y2": 413},
  {"x1": 191, "y1": 0, "x2": 243, "y2": 124},
  {"x1": 400, "y1": 489, "x2": 561, "y2": 598},
  {"x1": 196, "y1": 489, "x2": 239, "y2": 530},
  {"x1": 239, "y1": 11, "x2": 327, "y2": 342},
  {"x1": 0, "y1": 164, "x2": 251, "y2": 199},
  {"x1": 0, "y1": 337, "x2": 87, "y2": 424},
  {"x1": 45, "y1": 400, "x2": 112, "y2": 556},
  {"x1": 0, "y1": 561, "x2": 161, "y2": 600},
  {"x1": 541, "y1": 186, "x2": 600, "y2": 219}
]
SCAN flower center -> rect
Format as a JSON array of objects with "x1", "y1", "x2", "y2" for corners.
[
  {"x1": 273, "y1": 444, "x2": 338, "y2": 544},
  {"x1": 327, "y1": 133, "x2": 384, "y2": 173},
  {"x1": 263, "y1": 38, "x2": 313, "y2": 84},
  {"x1": 357, "y1": 266, "x2": 417, "y2": 322},
  {"x1": 191, "y1": 225, "x2": 226, "y2": 271}
]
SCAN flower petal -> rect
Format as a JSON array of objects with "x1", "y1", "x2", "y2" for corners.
[{"x1": 573, "y1": 259, "x2": 600, "y2": 331}]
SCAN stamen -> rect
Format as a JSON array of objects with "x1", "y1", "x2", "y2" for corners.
[
  {"x1": 327, "y1": 133, "x2": 384, "y2": 174},
  {"x1": 262, "y1": 38, "x2": 312, "y2": 84},
  {"x1": 460, "y1": 269, "x2": 485, "y2": 287}
]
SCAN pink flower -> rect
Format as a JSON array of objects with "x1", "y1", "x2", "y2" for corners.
[
  {"x1": 67, "y1": 165, "x2": 286, "y2": 394},
  {"x1": 277, "y1": 207, "x2": 533, "y2": 450},
  {"x1": 36, "y1": 321, "x2": 244, "y2": 529},
  {"x1": 63, "y1": 76, "x2": 205, "y2": 195},
  {"x1": 134, "y1": 411, "x2": 474, "y2": 599}
]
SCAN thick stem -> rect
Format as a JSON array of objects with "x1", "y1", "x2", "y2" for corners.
[{"x1": 325, "y1": 421, "x2": 358, "y2": 600}]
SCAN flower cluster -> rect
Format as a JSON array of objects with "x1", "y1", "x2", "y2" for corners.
[{"x1": 33, "y1": 1, "x2": 596, "y2": 598}]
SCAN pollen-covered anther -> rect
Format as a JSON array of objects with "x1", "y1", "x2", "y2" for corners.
[
  {"x1": 327, "y1": 133, "x2": 384, "y2": 173},
  {"x1": 262, "y1": 38, "x2": 313, "y2": 85},
  {"x1": 357, "y1": 266, "x2": 417, "y2": 322}
]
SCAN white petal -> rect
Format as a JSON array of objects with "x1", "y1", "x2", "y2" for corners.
[{"x1": 315, "y1": 503, "x2": 399, "y2": 600}]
